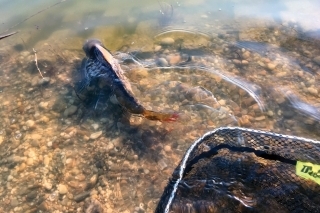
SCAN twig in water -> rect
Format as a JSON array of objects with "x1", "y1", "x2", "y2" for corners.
[{"x1": 33, "y1": 48, "x2": 44, "y2": 78}]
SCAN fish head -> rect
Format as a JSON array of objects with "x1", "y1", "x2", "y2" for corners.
[{"x1": 83, "y1": 39, "x2": 103, "y2": 58}]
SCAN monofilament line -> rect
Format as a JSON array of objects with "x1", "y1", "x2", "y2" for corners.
[{"x1": 33, "y1": 48, "x2": 44, "y2": 78}]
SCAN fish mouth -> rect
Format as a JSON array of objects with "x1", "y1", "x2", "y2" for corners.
[{"x1": 83, "y1": 39, "x2": 103, "y2": 57}]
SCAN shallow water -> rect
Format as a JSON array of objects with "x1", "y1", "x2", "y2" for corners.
[{"x1": 0, "y1": 0, "x2": 320, "y2": 212}]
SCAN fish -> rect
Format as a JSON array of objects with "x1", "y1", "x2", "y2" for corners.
[
  {"x1": 0, "y1": 31, "x2": 18, "y2": 40},
  {"x1": 76, "y1": 39, "x2": 178, "y2": 122}
]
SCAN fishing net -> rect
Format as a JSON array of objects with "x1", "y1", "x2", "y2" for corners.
[{"x1": 156, "y1": 127, "x2": 320, "y2": 213}]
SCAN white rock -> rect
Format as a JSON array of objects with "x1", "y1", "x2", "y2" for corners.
[
  {"x1": 91, "y1": 123, "x2": 99, "y2": 130},
  {"x1": 90, "y1": 131, "x2": 102, "y2": 140}
]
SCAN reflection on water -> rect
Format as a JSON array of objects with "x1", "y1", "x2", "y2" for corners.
[{"x1": 0, "y1": 0, "x2": 320, "y2": 212}]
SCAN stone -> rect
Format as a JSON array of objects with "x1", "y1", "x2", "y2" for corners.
[
  {"x1": 307, "y1": 87, "x2": 318, "y2": 96},
  {"x1": 58, "y1": 184, "x2": 68, "y2": 195},
  {"x1": 267, "y1": 63, "x2": 277, "y2": 70},
  {"x1": 167, "y1": 54, "x2": 181, "y2": 65},
  {"x1": 26, "y1": 190, "x2": 38, "y2": 201},
  {"x1": 63, "y1": 105, "x2": 78, "y2": 116},
  {"x1": 255, "y1": 116, "x2": 266, "y2": 121},
  {"x1": 218, "y1": 99, "x2": 226, "y2": 106},
  {"x1": 313, "y1": 56, "x2": 320, "y2": 65},
  {"x1": 38, "y1": 77, "x2": 51, "y2": 85},
  {"x1": 30, "y1": 133, "x2": 42, "y2": 140},
  {"x1": 25, "y1": 120, "x2": 36, "y2": 129},
  {"x1": 90, "y1": 131, "x2": 102, "y2": 140},
  {"x1": 157, "y1": 159, "x2": 167, "y2": 170},
  {"x1": 160, "y1": 37, "x2": 175, "y2": 45},
  {"x1": 241, "y1": 60, "x2": 249, "y2": 65},
  {"x1": 239, "y1": 115, "x2": 251, "y2": 127},
  {"x1": 154, "y1": 45, "x2": 162, "y2": 52},
  {"x1": 43, "y1": 181, "x2": 53, "y2": 190},
  {"x1": 242, "y1": 51, "x2": 250, "y2": 59},
  {"x1": 106, "y1": 142, "x2": 114, "y2": 151},
  {"x1": 0, "y1": 135, "x2": 4, "y2": 145},
  {"x1": 74, "y1": 191, "x2": 90, "y2": 202},
  {"x1": 31, "y1": 76, "x2": 39, "y2": 87},
  {"x1": 91, "y1": 123, "x2": 99, "y2": 130},
  {"x1": 86, "y1": 174, "x2": 98, "y2": 190},
  {"x1": 156, "y1": 58, "x2": 169, "y2": 67},
  {"x1": 52, "y1": 97, "x2": 68, "y2": 112},
  {"x1": 10, "y1": 198, "x2": 19, "y2": 207},
  {"x1": 39, "y1": 102, "x2": 49, "y2": 110},
  {"x1": 164, "y1": 145, "x2": 171, "y2": 152}
]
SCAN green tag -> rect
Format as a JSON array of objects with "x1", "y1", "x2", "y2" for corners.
[{"x1": 296, "y1": 161, "x2": 320, "y2": 185}]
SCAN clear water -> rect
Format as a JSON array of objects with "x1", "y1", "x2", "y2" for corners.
[{"x1": 0, "y1": 0, "x2": 320, "y2": 212}]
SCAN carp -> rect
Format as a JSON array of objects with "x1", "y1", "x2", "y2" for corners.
[{"x1": 76, "y1": 39, "x2": 178, "y2": 122}]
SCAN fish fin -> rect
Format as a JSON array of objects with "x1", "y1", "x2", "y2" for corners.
[
  {"x1": 74, "y1": 58, "x2": 90, "y2": 98},
  {"x1": 143, "y1": 110, "x2": 179, "y2": 122}
]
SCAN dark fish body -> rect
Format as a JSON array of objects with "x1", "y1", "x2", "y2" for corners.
[{"x1": 76, "y1": 39, "x2": 177, "y2": 121}]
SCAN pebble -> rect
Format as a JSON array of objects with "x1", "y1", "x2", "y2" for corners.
[
  {"x1": 90, "y1": 131, "x2": 102, "y2": 140},
  {"x1": 0, "y1": 135, "x2": 4, "y2": 145},
  {"x1": 63, "y1": 105, "x2": 78, "y2": 117},
  {"x1": 30, "y1": 133, "x2": 42, "y2": 140},
  {"x1": 31, "y1": 76, "x2": 39, "y2": 87},
  {"x1": 156, "y1": 58, "x2": 169, "y2": 67},
  {"x1": 43, "y1": 181, "x2": 53, "y2": 190},
  {"x1": 313, "y1": 56, "x2": 320, "y2": 65},
  {"x1": 157, "y1": 159, "x2": 167, "y2": 170},
  {"x1": 267, "y1": 63, "x2": 277, "y2": 70},
  {"x1": 255, "y1": 116, "x2": 266, "y2": 121},
  {"x1": 39, "y1": 102, "x2": 49, "y2": 109},
  {"x1": 106, "y1": 142, "x2": 114, "y2": 151},
  {"x1": 58, "y1": 184, "x2": 68, "y2": 195},
  {"x1": 91, "y1": 123, "x2": 99, "y2": 130},
  {"x1": 218, "y1": 99, "x2": 226, "y2": 106},
  {"x1": 154, "y1": 45, "x2": 162, "y2": 52},
  {"x1": 239, "y1": 115, "x2": 251, "y2": 127},
  {"x1": 38, "y1": 77, "x2": 51, "y2": 85},
  {"x1": 232, "y1": 59, "x2": 241, "y2": 65},
  {"x1": 10, "y1": 198, "x2": 19, "y2": 207},
  {"x1": 164, "y1": 145, "x2": 172, "y2": 152},
  {"x1": 160, "y1": 37, "x2": 175, "y2": 45},
  {"x1": 74, "y1": 191, "x2": 90, "y2": 202},
  {"x1": 25, "y1": 120, "x2": 36, "y2": 129},
  {"x1": 307, "y1": 87, "x2": 318, "y2": 96},
  {"x1": 241, "y1": 60, "x2": 249, "y2": 65},
  {"x1": 242, "y1": 51, "x2": 250, "y2": 59},
  {"x1": 86, "y1": 174, "x2": 98, "y2": 190},
  {"x1": 167, "y1": 54, "x2": 181, "y2": 65}
]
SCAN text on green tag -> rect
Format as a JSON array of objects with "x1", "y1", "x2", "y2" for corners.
[{"x1": 296, "y1": 161, "x2": 320, "y2": 185}]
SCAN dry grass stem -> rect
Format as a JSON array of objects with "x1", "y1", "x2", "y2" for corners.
[{"x1": 33, "y1": 48, "x2": 44, "y2": 79}]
